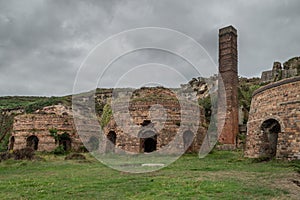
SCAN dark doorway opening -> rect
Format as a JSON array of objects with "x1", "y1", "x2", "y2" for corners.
[
  {"x1": 59, "y1": 133, "x2": 71, "y2": 151},
  {"x1": 26, "y1": 135, "x2": 39, "y2": 150},
  {"x1": 106, "y1": 131, "x2": 116, "y2": 152},
  {"x1": 88, "y1": 136, "x2": 99, "y2": 151},
  {"x1": 183, "y1": 130, "x2": 194, "y2": 152},
  {"x1": 143, "y1": 137, "x2": 157, "y2": 153},
  {"x1": 9, "y1": 136, "x2": 15, "y2": 150},
  {"x1": 139, "y1": 130, "x2": 157, "y2": 153},
  {"x1": 261, "y1": 119, "x2": 281, "y2": 158}
]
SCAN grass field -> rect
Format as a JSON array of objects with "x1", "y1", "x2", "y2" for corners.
[{"x1": 0, "y1": 151, "x2": 299, "y2": 200}]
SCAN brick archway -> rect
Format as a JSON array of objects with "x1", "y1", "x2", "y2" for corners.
[
  {"x1": 260, "y1": 116, "x2": 285, "y2": 132},
  {"x1": 26, "y1": 135, "x2": 39, "y2": 150},
  {"x1": 106, "y1": 131, "x2": 116, "y2": 153},
  {"x1": 59, "y1": 133, "x2": 71, "y2": 151},
  {"x1": 260, "y1": 119, "x2": 281, "y2": 158},
  {"x1": 143, "y1": 136, "x2": 157, "y2": 153},
  {"x1": 138, "y1": 130, "x2": 157, "y2": 153}
]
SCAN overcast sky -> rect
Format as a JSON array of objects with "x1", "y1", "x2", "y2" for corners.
[{"x1": 0, "y1": 0, "x2": 299, "y2": 96}]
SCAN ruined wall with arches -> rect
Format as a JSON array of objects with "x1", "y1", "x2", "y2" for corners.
[
  {"x1": 9, "y1": 105, "x2": 82, "y2": 152},
  {"x1": 8, "y1": 88, "x2": 207, "y2": 154},
  {"x1": 103, "y1": 87, "x2": 207, "y2": 154},
  {"x1": 245, "y1": 77, "x2": 300, "y2": 160}
]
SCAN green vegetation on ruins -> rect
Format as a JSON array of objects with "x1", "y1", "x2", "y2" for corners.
[
  {"x1": 238, "y1": 77, "x2": 262, "y2": 111},
  {"x1": 100, "y1": 104, "x2": 112, "y2": 128},
  {"x1": 0, "y1": 96, "x2": 71, "y2": 113},
  {"x1": 0, "y1": 114, "x2": 14, "y2": 152}
]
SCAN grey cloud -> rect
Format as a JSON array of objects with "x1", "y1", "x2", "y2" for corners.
[{"x1": 0, "y1": 0, "x2": 300, "y2": 96}]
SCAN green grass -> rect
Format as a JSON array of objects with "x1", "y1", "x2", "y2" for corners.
[{"x1": 0, "y1": 151, "x2": 299, "y2": 199}]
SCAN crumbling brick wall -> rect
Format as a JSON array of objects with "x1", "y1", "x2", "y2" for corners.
[
  {"x1": 103, "y1": 87, "x2": 207, "y2": 153},
  {"x1": 10, "y1": 87, "x2": 207, "y2": 154},
  {"x1": 10, "y1": 105, "x2": 82, "y2": 152},
  {"x1": 245, "y1": 77, "x2": 300, "y2": 160}
]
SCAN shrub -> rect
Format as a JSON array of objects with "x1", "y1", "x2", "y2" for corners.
[
  {"x1": 65, "y1": 153, "x2": 86, "y2": 160},
  {"x1": 79, "y1": 146, "x2": 89, "y2": 153},
  {"x1": 0, "y1": 114, "x2": 14, "y2": 152},
  {"x1": 13, "y1": 147, "x2": 35, "y2": 160},
  {"x1": 100, "y1": 104, "x2": 112, "y2": 128},
  {"x1": 0, "y1": 152, "x2": 11, "y2": 162},
  {"x1": 53, "y1": 145, "x2": 66, "y2": 155},
  {"x1": 198, "y1": 96, "x2": 212, "y2": 123},
  {"x1": 252, "y1": 156, "x2": 272, "y2": 163},
  {"x1": 49, "y1": 128, "x2": 59, "y2": 143}
]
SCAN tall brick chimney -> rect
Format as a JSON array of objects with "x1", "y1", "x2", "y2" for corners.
[{"x1": 218, "y1": 25, "x2": 239, "y2": 148}]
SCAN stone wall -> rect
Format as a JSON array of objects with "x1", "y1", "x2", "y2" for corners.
[
  {"x1": 10, "y1": 105, "x2": 82, "y2": 152},
  {"x1": 9, "y1": 87, "x2": 207, "y2": 154},
  {"x1": 245, "y1": 76, "x2": 300, "y2": 160},
  {"x1": 261, "y1": 57, "x2": 300, "y2": 83},
  {"x1": 103, "y1": 87, "x2": 207, "y2": 153}
]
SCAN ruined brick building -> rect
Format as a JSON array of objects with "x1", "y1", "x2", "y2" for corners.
[
  {"x1": 102, "y1": 87, "x2": 206, "y2": 153},
  {"x1": 245, "y1": 76, "x2": 300, "y2": 159},
  {"x1": 5, "y1": 25, "x2": 245, "y2": 154},
  {"x1": 8, "y1": 87, "x2": 207, "y2": 154},
  {"x1": 5, "y1": 25, "x2": 300, "y2": 159},
  {"x1": 9, "y1": 105, "x2": 82, "y2": 152},
  {"x1": 217, "y1": 26, "x2": 300, "y2": 159}
]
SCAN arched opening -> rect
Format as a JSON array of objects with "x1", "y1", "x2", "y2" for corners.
[
  {"x1": 26, "y1": 135, "x2": 39, "y2": 150},
  {"x1": 9, "y1": 136, "x2": 15, "y2": 150},
  {"x1": 106, "y1": 131, "x2": 116, "y2": 152},
  {"x1": 261, "y1": 119, "x2": 281, "y2": 158},
  {"x1": 59, "y1": 133, "x2": 71, "y2": 151},
  {"x1": 139, "y1": 130, "x2": 157, "y2": 153},
  {"x1": 143, "y1": 137, "x2": 157, "y2": 153},
  {"x1": 183, "y1": 130, "x2": 194, "y2": 152},
  {"x1": 88, "y1": 136, "x2": 99, "y2": 151}
]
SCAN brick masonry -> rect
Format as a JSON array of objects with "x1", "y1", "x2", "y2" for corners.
[
  {"x1": 9, "y1": 88, "x2": 207, "y2": 154},
  {"x1": 218, "y1": 25, "x2": 239, "y2": 146},
  {"x1": 9, "y1": 105, "x2": 82, "y2": 152},
  {"x1": 104, "y1": 87, "x2": 207, "y2": 153},
  {"x1": 245, "y1": 76, "x2": 300, "y2": 160}
]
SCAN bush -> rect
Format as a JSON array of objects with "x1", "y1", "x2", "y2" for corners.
[
  {"x1": 0, "y1": 114, "x2": 14, "y2": 152},
  {"x1": 100, "y1": 104, "x2": 112, "y2": 128},
  {"x1": 0, "y1": 152, "x2": 11, "y2": 162},
  {"x1": 53, "y1": 145, "x2": 66, "y2": 155},
  {"x1": 79, "y1": 146, "x2": 89, "y2": 153},
  {"x1": 198, "y1": 96, "x2": 212, "y2": 123},
  {"x1": 13, "y1": 147, "x2": 35, "y2": 160},
  {"x1": 49, "y1": 128, "x2": 59, "y2": 143},
  {"x1": 252, "y1": 156, "x2": 272, "y2": 163},
  {"x1": 65, "y1": 153, "x2": 86, "y2": 160}
]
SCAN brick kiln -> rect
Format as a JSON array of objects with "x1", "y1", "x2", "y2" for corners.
[
  {"x1": 245, "y1": 77, "x2": 300, "y2": 160},
  {"x1": 9, "y1": 88, "x2": 207, "y2": 154},
  {"x1": 103, "y1": 87, "x2": 207, "y2": 154},
  {"x1": 9, "y1": 105, "x2": 82, "y2": 152}
]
